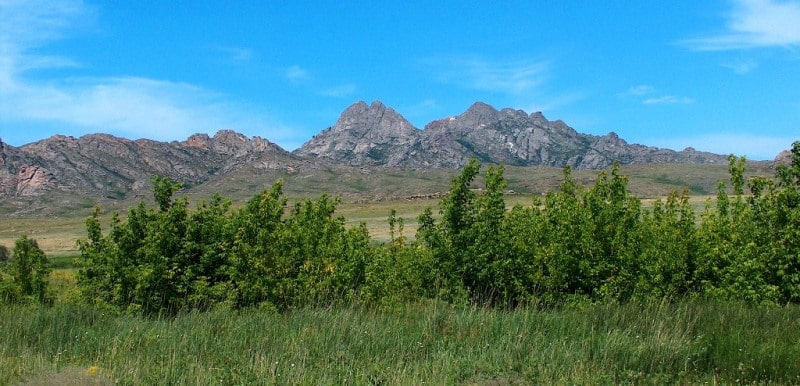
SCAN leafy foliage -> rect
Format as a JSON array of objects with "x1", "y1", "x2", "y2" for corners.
[
  {"x1": 76, "y1": 142, "x2": 800, "y2": 313},
  {"x1": 416, "y1": 145, "x2": 800, "y2": 307},
  {"x1": 1, "y1": 236, "x2": 52, "y2": 305},
  {"x1": 77, "y1": 178, "x2": 382, "y2": 315}
]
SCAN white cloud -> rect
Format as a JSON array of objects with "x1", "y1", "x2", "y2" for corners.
[
  {"x1": 6, "y1": 77, "x2": 219, "y2": 139},
  {"x1": 424, "y1": 56, "x2": 550, "y2": 94},
  {"x1": 622, "y1": 85, "x2": 694, "y2": 105},
  {"x1": 0, "y1": 0, "x2": 302, "y2": 149},
  {"x1": 285, "y1": 65, "x2": 357, "y2": 99},
  {"x1": 212, "y1": 46, "x2": 253, "y2": 62},
  {"x1": 643, "y1": 95, "x2": 695, "y2": 105},
  {"x1": 722, "y1": 59, "x2": 759, "y2": 74},
  {"x1": 626, "y1": 85, "x2": 655, "y2": 96},
  {"x1": 682, "y1": 0, "x2": 800, "y2": 50},
  {"x1": 317, "y1": 83, "x2": 357, "y2": 98},
  {"x1": 285, "y1": 65, "x2": 310, "y2": 82}
]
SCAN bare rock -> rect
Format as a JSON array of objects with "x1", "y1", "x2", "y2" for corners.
[
  {"x1": 295, "y1": 100, "x2": 731, "y2": 169},
  {"x1": 775, "y1": 149, "x2": 792, "y2": 166},
  {"x1": 16, "y1": 165, "x2": 56, "y2": 196},
  {"x1": 294, "y1": 101, "x2": 421, "y2": 167}
]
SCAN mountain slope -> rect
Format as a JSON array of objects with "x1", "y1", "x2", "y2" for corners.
[
  {"x1": 0, "y1": 131, "x2": 294, "y2": 203},
  {"x1": 295, "y1": 101, "x2": 729, "y2": 169},
  {"x1": 294, "y1": 101, "x2": 422, "y2": 167},
  {"x1": 0, "y1": 100, "x2": 750, "y2": 215}
]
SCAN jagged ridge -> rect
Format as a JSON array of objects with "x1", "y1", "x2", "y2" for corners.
[
  {"x1": 0, "y1": 131, "x2": 292, "y2": 200},
  {"x1": 1, "y1": 100, "x2": 760, "y2": 213},
  {"x1": 295, "y1": 100, "x2": 730, "y2": 169}
]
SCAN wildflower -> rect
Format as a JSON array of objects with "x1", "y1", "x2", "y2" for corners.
[{"x1": 85, "y1": 366, "x2": 100, "y2": 377}]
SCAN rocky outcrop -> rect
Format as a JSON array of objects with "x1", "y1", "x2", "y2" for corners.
[
  {"x1": 775, "y1": 149, "x2": 792, "y2": 166},
  {"x1": 15, "y1": 165, "x2": 56, "y2": 196},
  {"x1": 0, "y1": 131, "x2": 295, "y2": 203},
  {"x1": 0, "y1": 100, "x2": 749, "y2": 213},
  {"x1": 294, "y1": 101, "x2": 421, "y2": 167},
  {"x1": 294, "y1": 101, "x2": 730, "y2": 169}
]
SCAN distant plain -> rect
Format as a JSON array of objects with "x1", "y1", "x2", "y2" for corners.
[{"x1": 0, "y1": 162, "x2": 774, "y2": 255}]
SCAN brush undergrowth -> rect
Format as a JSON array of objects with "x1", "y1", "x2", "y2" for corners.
[{"x1": 1, "y1": 300, "x2": 799, "y2": 385}]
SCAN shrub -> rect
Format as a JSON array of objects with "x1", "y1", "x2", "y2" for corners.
[{"x1": 2, "y1": 236, "x2": 51, "y2": 305}]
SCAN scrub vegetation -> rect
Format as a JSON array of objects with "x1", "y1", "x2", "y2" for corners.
[{"x1": 2, "y1": 141, "x2": 799, "y2": 384}]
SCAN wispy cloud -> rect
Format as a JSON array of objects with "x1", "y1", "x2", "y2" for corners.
[
  {"x1": 424, "y1": 56, "x2": 551, "y2": 94},
  {"x1": 682, "y1": 0, "x2": 800, "y2": 50},
  {"x1": 722, "y1": 59, "x2": 760, "y2": 74},
  {"x1": 212, "y1": 46, "x2": 253, "y2": 62},
  {"x1": 284, "y1": 65, "x2": 357, "y2": 99},
  {"x1": 622, "y1": 85, "x2": 694, "y2": 105},
  {"x1": 285, "y1": 65, "x2": 310, "y2": 82},
  {"x1": 317, "y1": 83, "x2": 357, "y2": 98},
  {"x1": 626, "y1": 85, "x2": 655, "y2": 96},
  {"x1": 0, "y1": 0, "x2": 301, "y2": 149},
  {"x1": 6, "y1": 77, "x2": 234, "y2": 140},
  {"x1": 643, "y1": 95, "x2": 695, "y2": 105}
]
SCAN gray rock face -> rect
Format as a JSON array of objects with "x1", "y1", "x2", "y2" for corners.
[
  {"x1": 294, "y1": 101, "x2": 730, "y2": 169},
  {"x1": 0, "y1": 131, "x2": 292, "y2": 201},
  {"x1": 775, "y1": 149, "x2": 792, "y2": 166},
  {"x1": 0, "y1": 100, "x2": 741, "y2": 211},
  {"x1": 295, "y1": 101, "x2": 421, "y2": 167}
]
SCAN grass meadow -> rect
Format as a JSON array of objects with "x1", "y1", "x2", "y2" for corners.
[
  {"x1": 2, "y1": 250, "x2": 799, "y2": 384},
  {"x1": 2, "y1": 299, "x2": 800, "y2": 385},
  {"x1": 2, "y1": 162, "x2": 797, "y2": 384}
]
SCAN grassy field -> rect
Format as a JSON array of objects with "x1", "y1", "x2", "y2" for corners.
[
  {"x1": 0, "y1": 162, "x2": 772, "y2": 253},
  {"x1": 0, "y1": 194, "x2": 719, "y2": 254},
  {"x1": 2, "y1": 300, "x2": 799, "y2": 385},
  {"x1": 2, "y1": 162, "x2": 795, "y2": 384}
]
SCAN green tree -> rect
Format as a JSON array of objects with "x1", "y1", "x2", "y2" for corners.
[
  {"x1": 152, "y1": 175, "x2": 184, "y2": 212},
  {"x1": 695, "y1": 155, "x2": 779, "y2": 303},
  {"x1": 417, "y1": 159, "x2": 482, "y2": 303},
  {"x1": 635, "y1": 190, "x2": 698, "y2": 299},
  {"x1": 8, "y1": 236, "x2": 51, "y2": 304}
]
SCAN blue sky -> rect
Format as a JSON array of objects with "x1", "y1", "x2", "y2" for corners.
[{"x1": 1, "y1": 0, "x2": 799, "y2": 160}]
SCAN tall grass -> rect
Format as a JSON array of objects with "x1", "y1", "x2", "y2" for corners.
[{"x1": 2, "y1": 300, "x2": 799, "y2": 385}]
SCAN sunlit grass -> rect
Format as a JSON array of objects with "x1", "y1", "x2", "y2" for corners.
[
  {"x1": 2, "y1": 300, "x2": 798, "y2": 384},
  {"x1": 2, "y1": 162, "x2": 770, "y2": 254}
]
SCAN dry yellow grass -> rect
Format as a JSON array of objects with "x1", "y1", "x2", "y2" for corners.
[
  {"x1": 0, "y1": 193, "x2": 722, "y2": 255},
  {"x1": 13, "y1": 366, "x2": 113, "y2": 386},
  {"x1": 0, "y1": 217, "x2": 90, "y2": 256}
]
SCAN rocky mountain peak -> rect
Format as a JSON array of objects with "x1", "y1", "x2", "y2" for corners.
[
  {"x1": 335, "y1": 100, "x2": 412, "y2": 130},
  {"x1": 184, "y1": 133, "x2": 212, "y2": 149},
  {"x1": 459, "y1": 102, "x2": 501, "y2": 127},
  {"x1": 293, "y1": 100, "x2": 420, "y2": 166},
  {"x1": 213, "y1": 129, "x2": 248, "y2": 144},
  {"x1": 775, "y1": 149, "x2": 792, "y2": 165},
  {"x1": 530, "y1": 111, "x2": 548, "y2": 125},
  {"x1": 294, "y1": 100, "x2": 733, "y2": 170},
  {"x1": 500, "y1": 108, "x2": 529, "y2": 121}
]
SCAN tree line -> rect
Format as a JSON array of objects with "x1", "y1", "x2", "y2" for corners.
[{"x1": 3, "y1": 141, "x2": 799, "y2": 314}]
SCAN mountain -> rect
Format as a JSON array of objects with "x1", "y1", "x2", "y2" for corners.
[
  {"x1": 775, "y1": 149, "x2": 793, "y2": 166},
  {"x1": 0, "y1": 131, "x2": 294, "y2": 205},
  {"x1": 1, "y1": 100, "x2": 752, "y2": 215},
  {"x1": 295, "y1": 101, "x2": 729, "y2": 169},
  {"x1": 294, "y1": 101, "x2": 421, "y2": 167}
]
